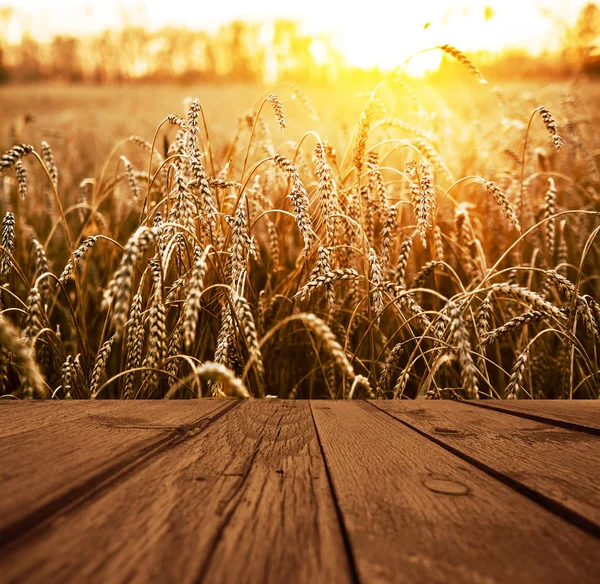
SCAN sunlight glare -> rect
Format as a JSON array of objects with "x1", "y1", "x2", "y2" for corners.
[{"x1": 4, "y1": 0, "x2": 592, "y2": 75}]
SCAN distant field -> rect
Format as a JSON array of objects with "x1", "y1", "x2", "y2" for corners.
[
  {"x1": 0, "y1": 82, "x2": 355, "y2": 164},
  {"x1": 2, "y1": 79, "x2": 598, "y2": 176}
]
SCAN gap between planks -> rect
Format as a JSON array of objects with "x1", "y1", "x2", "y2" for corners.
[
  {"x1": 0, "y1": 400, "x2": 240, "y2": 551},
  {"x1": 369, "y1": 400, "x2": 600, "y2": 539},
  {"x1": 463, "y1": 399, "x2": 600, "y2": 435},
  {"x1": 0, "y1": 400, "x2": 354, "y2": 584},
  {"x1": 311, "y1": 400, "x2": 600, "y2": 583}
]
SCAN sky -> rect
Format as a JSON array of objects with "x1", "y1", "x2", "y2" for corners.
[{"x1": 0, "y1": 0, "x2": 592, "y2": 70}]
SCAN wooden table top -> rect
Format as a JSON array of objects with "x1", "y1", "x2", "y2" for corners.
[{"x1": 1, "y1": 399, "x2": 599, "y2": 583}]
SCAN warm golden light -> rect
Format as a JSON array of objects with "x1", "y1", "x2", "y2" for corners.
[
  {"x1": 2, "y1": 0, "x2": 592, "y2": 75},
  {"x1": 0, "y1": 2, "x2": 598, "y2": 406}
]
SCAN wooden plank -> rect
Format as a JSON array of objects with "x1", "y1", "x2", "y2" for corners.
[
  {"x1": 373, "y1": 400, "x2": 600, "y2": 531},
  {"x1": 0, "y1": 400, "x2": 351, "y2": 584},
  {"x1": 0, "y1": 400, "x2": 233, "y2": 538},
  {"x1": 0, "y1": 401, "x2": 126, "y2": 439},
  {"x1": 472, "y1": 400, "x2": 600, "y2": 433},
  {"x1": 312, "y1": 401, "x2": 600, "y2": 583}
]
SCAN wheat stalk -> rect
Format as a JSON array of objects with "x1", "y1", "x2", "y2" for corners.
[
  {"x1": 0, "y1": 144, "x2": 34, "y2": 174},
  {"x1": 41, "y1": 141, "x2": 58, "y2": 187},
  {"x1": 288, "y1": 83, "x2": 319, "y2": 121},
  {"x1": 294, "y1": 268, "x2": 361, "y2": 303},
  {"x1": 267, "y1": 94, "x2": 286, "y2": 131},
  {"x1": 273, "y1": 154, "x2": 315, "y2": 254},
  {"x1": 416, "y1": 162, "x2": 435, "y2": 246},
  {"x1": 234, "y1": 292, "x2": 265, "y2": 385},
  {"x1": 490, "y1": 283, "x2": 566, "y2": 321},
  {"x1": 545, "y1": 270, "x2": 599, "y2": 339},
  {"x1": 438, "y1": 45, "x2": 487, "y2": 84},
  {"x1": 1, "y1": 211, "x2": 16, "y2": 279},
  {"x1": 142, "y1": 259, "x2": 167, "y2": 392},
  {"x1": 90, "y1": 335, "x2": 116, "y2": 398},
  {"x1": 378, "y1": 342, "x2": 404, "y2": 395},
  {"x1": 378, "y1": 282, "x2": 432, "y2": 331},
  {"x1": 213, "y1": 303, "x2": 234, "y2": 396},
  {"x1": 447, "y1": 301, "x2": 479, "y2": 399},
  {"x1": 505, "y1": 347, "x2": 529, "y2": 399},
  {"x1": 482, "y1": 311, "x2": 548, "y2": 346},
  {"x1": 369, "y1": 248, "x2": 384, "y2": 324},
  {"x1": 380, "y1": 204, "x2": 398, "y2": 276},
  {"x1": 411, "y1": 138, "x2": 454, "y2": 185},
  {"x1": 299, "y1": 313, "x2": 372, "y2": 397},
  {"x1": 353, "y1": 96, "x2": 377, "y2": 173},
  {"x1": 484, "y1": 180, "x2": 520, "y2": 232},
  {"x1": 556, "y1": 220, "x2": 568, "y2": 277},
  {"x1": 15, "y1": 160, "x2": 27, "y2": 200},
  {"x1": 186, "y1": 98, "x2": 217, "y2": 231},
  {"x1": 104, "y1": 226, "x2": 155, "y2": 337},
  {"x1": 226, "y1": 194, "x2": 257, "y2": 285},
  {"x1": 544, "y1": 178, "x2": 557, "y2": 256},
  {"x1": 313, "y1": 143, "x2": 339, "y2": 248},
  {"x1": 538, "y1": 107, "x2": 564, "y2": 151},
  {"x1": 395, "y1": 234, "x2": 414, "y2": 284},
  {"x1": 120, "y1": 155, "x2": 140, "y2": 201},
  {"x1": 61, "y1": 355, "x2": 75, "y2": 397},
  {"x1": 410, "y1": 260, "x2": 444, "y2": 289},
  {"x1": 22, "y1": 286, "x2": 44, "y2": 345},
  {"x1": 122, "y1": 292, "x2": 145, "y2": 398},
  {"x1": 193, "y1": 362, "x2": 250, "y2": 398},
  {"x1": 0, "y1": 317, "x2": 46, "y2": 397},
  {"x1": 58, "y1": 236, "x2": 97, "y2": 285},
  {"x1": 183, "y1": 246, "x2": 209, "y2": 350},
  {"x1": 366, "y1": 151, "x2": 388, "y2": 210}
]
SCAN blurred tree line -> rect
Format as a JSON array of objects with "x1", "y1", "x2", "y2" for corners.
[
  {"x1": 432, "y1": 2, "x2": 600, "y2": 81},
  {"x1": 0, "y1": 3, "x2": 598, "y2": 85},
  {"x1": 0, "y1": 14, "x2": 345, "y2": 84}
]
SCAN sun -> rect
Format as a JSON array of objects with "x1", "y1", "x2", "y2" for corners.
[
  {"x1": 314, "y1": 0, "x2": 569, "y2": 77},
  {"x1": 329, "y1": 20, "x2": 441, "y2": 77},
  {"x1": 404, "y1": 51, "x2": 444, "y2": 78},
  {"x1": 333, "y1": 34, "x2": 444, "y2": 78}
]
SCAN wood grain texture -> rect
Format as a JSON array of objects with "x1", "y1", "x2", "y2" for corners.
[
  {"x1": 0, "y1": 400, "x2": 351, "y2": 584},
  {"x1": 0, "y1": 400, "x2": 232, "y2": 536},
  {"x1": 472, "y1": 400, "x2": 600, "y2": 432},
  {"x1": 312, "y1": 400, "x2": 600, "y2": 584},
  {"x1": 373, "y1": 400, "x2": 600, "y2": 530},
  {"x1": 0, "y1": 401, "x2": 125, "y2": 438}
]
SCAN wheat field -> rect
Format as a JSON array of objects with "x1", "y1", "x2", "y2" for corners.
[{"x1": 1, "y1": 50, "x2": 599, "y2": 400}]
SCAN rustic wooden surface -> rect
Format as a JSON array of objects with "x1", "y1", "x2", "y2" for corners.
[
  {"x1": 373, "y1": 400, "x2": 600, "y2": 529},
  {"x1": 472, "y1": 400, "x2": 600, "y2": 433},
  {"x1": 1, "y1": 400, "x2": 599, "y2": 584}
]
